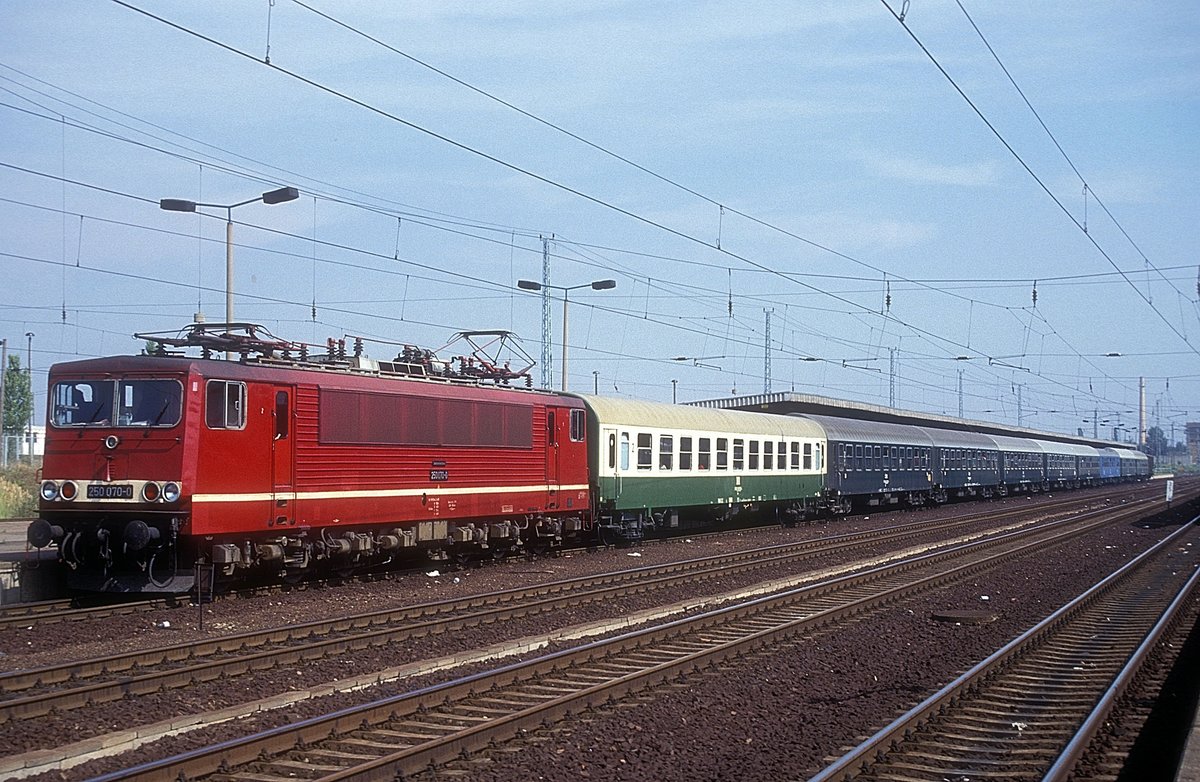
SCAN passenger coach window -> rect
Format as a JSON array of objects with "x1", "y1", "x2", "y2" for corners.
[
  {"x1": 637, "y1": 433, "x2": 652, "y2": 470},
  {"x1": 659, "y1": 436, "x2": 674, "y2": 470},
  {"x1": 608, "y1": 433, "x2": 616, "y2": 468},
  {"x1": 716, "y1": 438, "x2": 729, "y2": 469},
  {"x1": 761, "y1": 441, "x2": 771, "y2": 470},
  {"x1": 733, "y1": 439, "x2": 745, "y2": 470},
  {"x1": 698, "y1": 438, "x2": 711, "y2": 470},
  {"x1": 620, "y1": 433, "x2": 630, "y2": 471},
  {"x1": 569, "y1": 409, "x2": 585, "y2": 442},
  {"x1": 803, "y1": 442, "x2": 812, "y2": 470},
  {"x1": 815, "y1": 444, "x2": 822, "y2": 471},
  {"x1": 205, "y1": 380, "x2": 246, "y2": 430},
  {"x1": 679, "y1": 437, "x2": 693, "y2": 470},
  {"x1": 778, "y1": 441, "x2": 787, "y2": 470},
  {"x1": 791, "y1": 442, "x2": 800, "y2": 470}
]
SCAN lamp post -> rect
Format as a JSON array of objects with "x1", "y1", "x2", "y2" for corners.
[
  {"x1": 518, "y1": 278, "x2": 615, "y2": 391},
  {"x1": 24, "y1": 332, "x2": 33, "y2": 463},
  {"x1": 160, "y1": 186, "x2": 299, "y2": 331}
]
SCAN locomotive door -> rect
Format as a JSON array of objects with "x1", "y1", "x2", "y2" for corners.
[
  {"x1": 545, "y1": 409, "x2": 561, "y2": 508},
  {"x1": 271, "y1": 387, "x2": 294, "y2": 524}
]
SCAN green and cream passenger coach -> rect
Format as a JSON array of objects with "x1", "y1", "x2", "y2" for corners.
[{"x1": 577, "y1": 395, "x2": 827, "y2": 539}]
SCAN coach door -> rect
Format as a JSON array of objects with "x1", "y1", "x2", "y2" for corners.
[
  {"x1": 271, "y1": 387, "x2": 294, "y2": 524},
  {"x1": 602, "y1": 427, "x2": 624, "y2": 501}
]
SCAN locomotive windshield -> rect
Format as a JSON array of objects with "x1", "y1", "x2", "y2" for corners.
[{"x1": 51, "y1": 379, "x2": 182, "y2": 428}]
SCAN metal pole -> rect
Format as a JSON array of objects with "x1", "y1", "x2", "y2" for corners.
[
  {"x1": 593, "y1": 370, "x2": 599, "y2": 395},
  {"x1": 25, "y1": 332, "x2": 33, "y2": 463},
  {"x1": 560, "y1": 289, "x2": 569, "y2": 392},
  {"x1": 0, "y1": 338, "x2": 7, "y2": 468},
  {"x1": 224, "y1": 211, "x2": 234, "y2": 360},
  {"x1": 672, "y1": 379, "x2": 677, "y2": 404},
  {"x1": 225, "y1": 211, "x2": 234, "y2": 326}
]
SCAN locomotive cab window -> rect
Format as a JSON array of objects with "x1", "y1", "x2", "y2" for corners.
[
  {"x1": 52, "y1": 378, "x2": 181, "y2": 428},
  {"x1": 205, "y1": 380, "x2": 246, "y2": 430}
]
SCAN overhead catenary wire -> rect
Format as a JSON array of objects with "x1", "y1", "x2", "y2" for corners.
[{"x1": 879, "y1": 0, "x2": 1198, "y2": 357}]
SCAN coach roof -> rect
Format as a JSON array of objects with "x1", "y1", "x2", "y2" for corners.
[{"x1": 577, "y1": 395, "x2": 826, "y2": 439}]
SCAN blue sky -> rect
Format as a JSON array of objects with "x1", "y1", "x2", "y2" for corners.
[{"x1": 2, "y1": 1, "x2": 1197, "y2": 444}]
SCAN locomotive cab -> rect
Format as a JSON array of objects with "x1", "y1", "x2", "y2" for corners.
[{"x1": 31, "y1": 359, "x2": 194, "y2": 592}]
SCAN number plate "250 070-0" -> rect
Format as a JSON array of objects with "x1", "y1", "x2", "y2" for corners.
[{"x1": 87, "y1": 484, "x2": 134, "y2": 500}]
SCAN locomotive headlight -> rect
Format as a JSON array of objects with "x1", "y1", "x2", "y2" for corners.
[
  {"x1": 162, "y1": 482, "x2": 181, "y2": 503},
  {"x1": 142, "y1": 482, "x2": 161, "y2": 502},
  {"x1": 40, "y1": 481, "x2": 59, "y2": 502},
  {"x1": 59, "y1": 481, "x2": 78, "y2": 501}
]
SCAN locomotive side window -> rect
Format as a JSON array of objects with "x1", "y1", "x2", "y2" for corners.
[
  {"x1": 569, "y1": 409, "x2": 585, "y2": 442},
  {"x1": 636, "y1": 433, "x2": 652, "y2": 470},
  {"x1": 205, "y1": 380, "x2": 246, "y2": 430}
]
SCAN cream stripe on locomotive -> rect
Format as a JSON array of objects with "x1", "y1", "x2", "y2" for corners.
[{"x1": 192, "y1": 483, "x2": 590, "y2": 504}]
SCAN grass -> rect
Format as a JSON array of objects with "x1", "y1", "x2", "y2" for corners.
[{"x1": 0, "y1": 462, "x2": 39, "y2": 520}]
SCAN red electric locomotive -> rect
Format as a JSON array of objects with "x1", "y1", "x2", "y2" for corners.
[{"x1": 28, "y1": 324, "x2": 591, "y2": 592}]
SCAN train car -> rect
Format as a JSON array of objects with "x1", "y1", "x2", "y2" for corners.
[
  {"x1": 988, "y1": 435, "x2": 1046, "y2": 494},
  {"x1": 800, "y1": 415, "x2": 933, "y2": 513},
  {"x1": 1036, "y1": 439, "x2": 1080, "y2": 488},
  {"x1": 1112, "y1": 447, "x2": 1151, "y2": 479},
  {"x1": 919, "y1": 428, "x2": 1001, "y2": 501},
  {"x1": 1061, "y1": 443, "x2": 1102, "y2": 486},
  {"x1": 30, "y1": 326, "x2": 590, "y2": 592},
  {"x1": 1098, "y1": 448, "x2": 1122, "y2": 482},
  {"x1": 581, "y1": 395, "x2": 826, "y2": 538}
]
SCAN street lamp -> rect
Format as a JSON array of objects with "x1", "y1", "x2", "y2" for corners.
[
  {"x1": 160, "y1": 186, "x2": 299, "y2": 330},
  {"x1": 517, "y1": 278, "x2": 616, "y2": 391},
  {"x1": 24, "y1": 332, "x2": 33, "y2": 463}
]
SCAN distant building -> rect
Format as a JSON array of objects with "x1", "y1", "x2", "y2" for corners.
[{"x1": 3, "y1": 425, "x2": 44, "y2": 461}]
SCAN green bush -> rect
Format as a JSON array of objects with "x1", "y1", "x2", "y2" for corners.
[{"x1": 0, "y1": 462, "x2": 38, "y2": 519}]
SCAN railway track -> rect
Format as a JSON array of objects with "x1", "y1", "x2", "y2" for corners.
[
  {"x1": 0, "y1": 482, "x2": 1159, "y2": 629},
  {"x1": 0, "y1": 488, "x2": 1143, "y2": 727},
  {"x1": 78, "y1": 491, "x2": 1179, "y2": 781},
  {"x1": 0, "y1": 596, "x2": 179, "y2": 632},
  {"x1": 810, "y1": 517, "x2": 1200, "y2": 782}
]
